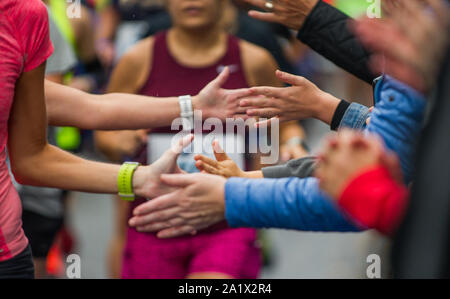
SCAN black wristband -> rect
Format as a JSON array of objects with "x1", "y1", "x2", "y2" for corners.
[{"x1": 330, "y1": 99, "x2": 351, "y2": 131}]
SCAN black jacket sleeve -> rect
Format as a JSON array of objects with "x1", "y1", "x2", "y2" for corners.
[{"x1": 297, "y1": 0, "x2": 376, "y2": 84}]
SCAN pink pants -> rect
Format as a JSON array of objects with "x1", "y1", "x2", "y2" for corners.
[{"x1": 121, "y1": 224, "x2": 261, "y2": 279}]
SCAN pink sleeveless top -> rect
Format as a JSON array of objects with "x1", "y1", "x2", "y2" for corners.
[{"x1": 0, "y1": 0, "x2": 53, "y2": 261}]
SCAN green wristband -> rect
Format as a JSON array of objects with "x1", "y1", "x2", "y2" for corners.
[{"x1": 117, "y1": 162, "x2": 141, "y2": 201}]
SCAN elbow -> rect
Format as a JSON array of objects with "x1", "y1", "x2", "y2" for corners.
[
  {"x1": 9, "y1": 160, "x2": 34, "y2": 185},
  {"x1": 8, "y1": 151, "x2": 43, "y2": 186}
]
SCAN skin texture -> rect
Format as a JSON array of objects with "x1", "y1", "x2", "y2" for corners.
[
  {"x1": 245, "y1": 0, "x2": 319, "y2": 30},
  {"x1": 352, "y1": 0, "x2": 450, "y2": 94},
  {"x1": 314, "y1": 130, "x2": 402, "y2": 200}
]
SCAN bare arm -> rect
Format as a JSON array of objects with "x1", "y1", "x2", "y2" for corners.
[
  {"x1": 45, "y1": 79, "x2": 181, "y2": 130},
  {"x1": 10, "y1": 63, "x2": 120, "y2": 192}
]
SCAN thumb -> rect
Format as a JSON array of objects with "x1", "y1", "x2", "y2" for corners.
[
  {"x1": 212, "y1": 139, "x2": 229, "y2": 161},
  {"x1": 211, "y1": 66, "x2": 230, "y2": 89},
  {"x1": 171, "y1": 134, "x2": 194, "y2": 155},
  {"x1": 160, "y1": 173, "x2": 196, "y2": 188},
  {"x1": 276, "y1": 70, "x2": 304, "y2": 86}
]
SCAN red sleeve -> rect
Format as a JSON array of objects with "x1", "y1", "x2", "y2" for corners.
[
  {"x1": 338, "y1": 166, "x2": 409, "y2": 235},
  {"x1": 12, "y1": 0, "x2": 54, "y2": 72}
]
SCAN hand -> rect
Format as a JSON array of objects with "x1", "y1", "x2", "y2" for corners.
[
  {"x1": 352, "y1": 0, "x2": 450, "y2": 93},
  {"x1": 240, "y1": 70, "x2": 340, "y2": 126},
  {"x1": 315, "y1": 130, "x2": 402, "y2": 199},
  {"x1": 96, "y1": 38, "x2": 115, "y2": 69},
  {"x1": 245, "y1": 0, "x2": 319, "y2": 30},
  {"x1": 129, "y1": 173, "x2": 227, "y2": 238},
  {"x1": 114, "y1": 130, "x2": 148, "y2": 158},
  {"x1": 193, "y1": 67, "x2": 251, "y2": 121},
  {"x1": 194, "y1": 140, "x2": 246, "y2": 178},
  {"x1": 280, "y1": 143, "x2": 308, "y2": 162},
  {"x1": 132, "y1": 134, "x2": 194, "y2": 199}
]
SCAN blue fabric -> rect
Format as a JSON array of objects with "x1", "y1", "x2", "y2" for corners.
[
  {"x1": 225, "y1": 76, "x2": 426, "y2": 231},
  {"x1": 339, "y1": 102, "x2": 370, "y2": 130},
  {"x1": 225, "y1": 177, "x2": 359, "y2": 231}
]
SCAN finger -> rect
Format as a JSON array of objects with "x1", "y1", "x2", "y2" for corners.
[
  {"x1": 131, "y1": 191, "x2": 180, "y2": 217},
  {"x1": 369, "y1": 55, "x2": 426, "y2": 93},
  {"x1": 225, "y1": 87, "x2": 252, "y2": 100},
  {"x1": 160, "y1": 173, "x2": 197, "y2": 188},
  {"x1": 194, "y1": 154, "x2": 219, "y2": 167},
  {"x1": 211, "y1": 66, "x2": 229, "y2": 89},
  {"x1": 254, "y1": 117, "x2": 279, "y2": 128},
  {"x1": 248, "y1": 10, "x2": 281, "y2": 24},
  {"x1": 247, "y1": 108, "x2": 281, "y2": 119},
  {"x1": 171, "y1": 133, "x2": 194, "y2": 154},
  {"x1": 275, "y1": 70, "x2": 306, "y2": 86},
  {"x1": 135, "y1": 217, "x2": 186, "y2": 233},
  {"x1": 157, "y1": 225, "x2": 197, "y2": 239},
  {"x1": 212, "y1": 139, "x2": 229, "y2": 161},
  {"x1": 239, "y1": 97, "x2": 277, "y2": 109},
  {"x1": 245, "y1": 0, "x2": 269, "y2": 10},
  {"x1": 233, "y1": 106, "x2": 251, "y2": 115},
  {"x1": 196, "y1": 161, "x2": 221, "y2": 176},
  {"x1": 248, "y1": 86, "x2": 283, "y2": 98},
  {"x1": 133, "y1": 206, "x2": 182, "y2": 227},
  {"x1": 231, "y1": 114, "x2": 250, "y2": 121}
]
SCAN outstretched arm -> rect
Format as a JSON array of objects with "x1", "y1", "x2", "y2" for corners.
[{"x1": 45, "y1": 68, "x2": 249, "y2": 130}]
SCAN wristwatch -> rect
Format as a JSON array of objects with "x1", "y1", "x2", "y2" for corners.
[
  {"x1": 178, "y1": 95, "x2": 194, "y2": 131},
  {"x1": 117, "y1": 162, "x2": 141, "y2": 201}
]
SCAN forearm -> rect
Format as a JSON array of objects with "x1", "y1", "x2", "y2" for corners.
[
  {"x1": 45, "y1": 80, "x2": 185, "y2": 130},
  {"x1": 90, "y1": 93, "x2": 181, "y2": 130},
  {"x1": 225, "y1": 177, "x2": 359, "y2": 231},
  {"x1": 10, "y1": 143, "x2": 120, "y2": 194}
]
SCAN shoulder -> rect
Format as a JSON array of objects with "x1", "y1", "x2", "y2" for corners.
[
  {"x1": 120, "y1": 36, "x2": 154, "y2": 68},
  {"x1": 239, "y1": 39, "x2": 276, "y2": 70},
  {"x1": 108, "y1": 37, "x2": 155, "y2": 93},
  {"x1": 238, "y1": 39, "x2": 280, "y2": 86}
]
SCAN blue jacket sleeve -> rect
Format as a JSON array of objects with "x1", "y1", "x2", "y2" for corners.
[
  {"x1": 367, "y1": 76, "x2": 426, "y2": 184},
  {"x1": 225, "y1": 177, "x2": 360, "y2": 231}
]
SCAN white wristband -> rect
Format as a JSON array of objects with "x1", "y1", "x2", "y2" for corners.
[{"x1": 178, "y1": 95, "x2": 194, "y2": 131}]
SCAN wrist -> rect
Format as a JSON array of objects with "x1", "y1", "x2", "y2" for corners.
[
  {"x1": 242, "y1": 171, "x2": 263, "y2": 179},
  {"x1": 131, "y1": 166, "x2": 146, "y2": 198},
  {"x1": 314, "y1": 92, "x2": 340, "y2": 125},
  {"x1": 191, "y1": 95, "x2": 208, "y2": 117}
]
